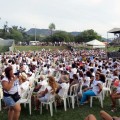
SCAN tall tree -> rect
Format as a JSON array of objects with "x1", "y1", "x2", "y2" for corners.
[
  {"x1": 75, "y1": 29, "x2": 102, "y2": 42},
  {"x1": 2, "y1": 21, "x2": 9, "y2": 38},
  {"x1": 45, "y1": 31, "x2": 74, "y2": 42},
  {"x1": 49, "y1": 23, "x2": 55, "y2": 36}
]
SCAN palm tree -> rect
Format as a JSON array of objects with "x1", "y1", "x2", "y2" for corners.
[{"x1": 49, "y1": 23, "x2": 55, "y2": 36}]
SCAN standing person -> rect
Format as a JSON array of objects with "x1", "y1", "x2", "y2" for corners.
[{"x1": 1, "y1": 67, "x2": 21, "y2": 120}]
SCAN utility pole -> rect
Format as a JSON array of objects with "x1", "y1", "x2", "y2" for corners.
[
  {"x1": 0, "y1": 17, "x2": 1, "y2": 29},
  {"x1": 35, "y1": 25, "x2": 36, "y2": 41}
]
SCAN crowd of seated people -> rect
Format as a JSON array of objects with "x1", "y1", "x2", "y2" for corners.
[{"x1": 0, "y1": 49, "x2": 120, "y2": 119}]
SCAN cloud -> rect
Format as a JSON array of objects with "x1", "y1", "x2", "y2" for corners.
[{"x1": 0, "y1": 0, "x2": 120, "y2": 37}]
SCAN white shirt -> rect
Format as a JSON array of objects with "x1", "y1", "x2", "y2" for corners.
[
  {"x1": 38, "y1": 80, "x2": 48, "y2": 91},
  {"x1": 82, "y1": 77, "x2": 90, "y2": 87},
  {"x1": 44, "y1": 86, "x2": 54, "y2": 99},
  {"x1": 92, "y1": 80, "x2": 102, "y2": 95},
  {"x1": 20, "y1": 81, "x2": 29, "y2": 98},
  {"x1": 20, "y1": 81, "x2": 29, "y2": 91},
  {"x1": 32, "y1": 61, "x2": 37, "y2": 66},
  {"x1": 2, "y1": 77, "x2": 20, "y2": 95},
  {"x1": 12, "y1": 64, "x2": 17, "y2": 73},
  {"x1": 71, "y1": 68, "x2": 77, "y2": 74},
  {"x1": 117, "y1": 85, "x2": 120, "y2": 93},
  {"x1": 58, "y1": 83, "x2": 69, "y2": 97},
  {"x1": 26, "y1": 57, "x2": 31, "y2": 65}
]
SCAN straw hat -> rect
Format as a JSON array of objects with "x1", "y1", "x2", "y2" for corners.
[{"x1": 21, "y1": 72, "x2": 27, "y2": 80}]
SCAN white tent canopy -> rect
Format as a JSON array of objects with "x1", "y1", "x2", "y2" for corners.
[{"x1": 86, "y1": 39, "x2": 105, "y2": 48}]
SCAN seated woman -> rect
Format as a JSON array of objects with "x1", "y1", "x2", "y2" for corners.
[
  {"x1": 111, "y1": 70, "x2": 119, "y2": 93},
  {"x1": 35, "y1": 76, "x2": 59, "y2": 110},
  {"x1": 56, "y1": 76, "x2": 70, "y2": 106},
  {"x1": 70, "y1": 74, "x2": 79, "y2": 87},
  {"x1": 78, "y1": 70, "x2": 84, "y2": 81},
  {"x1": 81, "y1": 71, "x2": 92, "y2": 92},
  {"x1": 58, "y1": 71, "x2": 69, "y2": 84},
  {"x1": 111, "y1": 70, "x2": 119, "y2": 83},
  {"x1": 33, "y1": 75, "x2": 48, "y2": 92},
  {"x1": 110, "y1": 80, "x2": 120, "y2": 112},
  {"x1": 80, "y1": 72, "x2": 103, "y2": 105},
  {"x1": 19, "y1": 72, "x2": 30, "y2": 98}
]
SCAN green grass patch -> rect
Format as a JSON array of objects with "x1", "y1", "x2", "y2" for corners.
[
  {"x1": 0, "y1": 46, "x2": 9, "y2": 53},
  {"x1": 107, "y1": 46, "x2": 120, "y2": 52},
  {"x1": 15, "y1": 46, "x2": 68, "y2": 51},
  {"x1": 0, "y1": 97, "x2": 120, "y2": 120},
  {"x1": 74, "y1": 46, "x2": 120, "y2": 52}
]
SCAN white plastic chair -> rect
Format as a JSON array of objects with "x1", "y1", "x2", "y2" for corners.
[
  {"x1": 59, "y1": 87, "x2": 70, "y2": 111},
  {"x1": 40, "y1": 94, "x2": 56, "y2": 116},
  {"x1": 20, "y1": 87, "x2": 34, "y2": 115},
  {"x1": 68, "y1": 84, "x2": 79, "y2": 109},
  {"x1": 90, "y1": 91, "x2": 103, "y2": 108},
  {"x1": 78, "y1": 81, "x2": 83, "y2": 96},
  {"x1": 103, "y1": 79, "x2": 112, "y2": 100}
]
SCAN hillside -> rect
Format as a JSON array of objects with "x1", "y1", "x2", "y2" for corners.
[{"x1": 26, "y1": 28, "x2": 80, "y2": 36}]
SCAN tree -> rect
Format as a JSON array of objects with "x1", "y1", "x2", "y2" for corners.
[
  {"x1": 45, "y1": 31, "x2": 75, "y2": 42},
  {"x1": 49, "y1": 23, "x2": 55, "y2": 36},
  {"x1": 75, "y1": 29, "x2": 102, "y2": 42},
  {"x1": 2, "y1": 21, "x2": 9, "y2": 39}
]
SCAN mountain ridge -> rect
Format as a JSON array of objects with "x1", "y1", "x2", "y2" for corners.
[{"x1": 26, "y1": 28, "x2": 80, "y2": 36}]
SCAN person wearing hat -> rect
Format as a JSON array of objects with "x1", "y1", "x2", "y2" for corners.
[{"x1": 27, "y1": 71, "x2": 33, "y2": 86}]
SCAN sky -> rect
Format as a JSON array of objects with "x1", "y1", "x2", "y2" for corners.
[{"x1": 0, "y1": 0, "x2": 120, "y2": 38}]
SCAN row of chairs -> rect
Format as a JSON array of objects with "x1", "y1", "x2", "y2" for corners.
[
  {"x1": 36, "y1": 77, "x2": 112, "y2": 116},
  {"x1": 0, "y1": 76, "x2": 113, "y2": 117}
]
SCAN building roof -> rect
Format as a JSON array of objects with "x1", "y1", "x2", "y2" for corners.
[
  {"x1": 108, "y1": 28, "x2": 120, "y2": 33},
  {"x1": 110, "y1": 38, "x2": 120, "y2": 45},
  {"x1": 0, "y1": 38, "x2": 14, "y2": 46}
]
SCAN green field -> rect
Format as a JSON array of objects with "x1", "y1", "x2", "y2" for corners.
[
  {"x1": 73, "y1": 45, "x2": 120, "y2": 52},
  {"x1": 15, "y1": 46, "x2": 68, "y2": 51},
  {"x1": 107, "y1": 46, "x2": 120, "y2": 52},
  {"x1": 0, "y1": 45, "x2": 120, "y2": 53},
  {"x1": 0, "y1": 97, "x2": 120, "y2": 120},
  {"x1": 0, "y1": 46, "x2": 9, "y2": 53},
  {"x1": 15, "y1": 46, "x2": 120, "y2": 52}
]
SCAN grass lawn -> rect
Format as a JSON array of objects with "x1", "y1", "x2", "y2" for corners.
[
  {"x1": 107, "y1": 46, "x2": 120, "y2": 52},
  {"x1": 0, "y1": 97, "x2": 120, "y2": 120},
  {"x1": 0, "y1": 46, "x2": 9, "y2": 53},
  {"x1": 0, "y1": 45, "x2": 119, "y2": 53},
  {"x1": 15, "y1": 46, "x2": 68, "y2": 51},
  {"x1": 74, "y1": 46, "x2": 120, "y2": 52}
]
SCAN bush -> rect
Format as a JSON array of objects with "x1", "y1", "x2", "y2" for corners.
[{"x1": 0, "y1": 46, "x2": 9, "y2": 53}]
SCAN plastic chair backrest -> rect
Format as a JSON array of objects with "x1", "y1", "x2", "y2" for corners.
[{"x1": 69, "y1": 84, "x2": 79, "y2": 96}]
